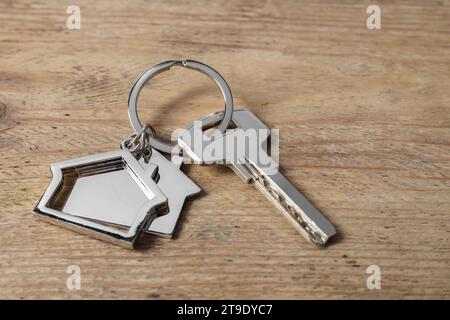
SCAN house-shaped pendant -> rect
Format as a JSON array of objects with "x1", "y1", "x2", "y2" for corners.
[
  {"x1": 33, "y1": 149, "x2": 168, "y2": 248},
  {"x1": 66, "y1": 149, "x2": 202, "y2": 238}
]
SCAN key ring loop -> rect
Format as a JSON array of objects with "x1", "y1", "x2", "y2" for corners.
[
  {"x1": 128, "y1": 60, "x2": 234, "y2": 154},
  {"x1": 121, "y1": 124, "x2": 156, "y2": 162}
]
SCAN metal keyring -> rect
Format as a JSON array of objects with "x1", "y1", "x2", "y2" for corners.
[{"x1": 128, "y1": 60, "x2": 234, "y2": 154}]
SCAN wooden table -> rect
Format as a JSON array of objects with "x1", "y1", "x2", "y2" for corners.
[{"x1": 1, "y1": 0, "x2": 449, "y2": 299}]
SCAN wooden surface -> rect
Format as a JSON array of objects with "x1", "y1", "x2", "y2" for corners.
[{"x1": 0, "y1": 0, "x2": 449, "y2": 299}]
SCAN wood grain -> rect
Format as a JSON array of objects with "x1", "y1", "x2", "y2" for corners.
[{"x1": 0, "y1": 0, "x2": 449, "y2": 299}]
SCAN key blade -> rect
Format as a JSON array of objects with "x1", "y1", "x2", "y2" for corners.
[
  {"x1": 230, "y1": 109, "x2": 336, "y2": 245},
  {"x1": 242, "y1": 157, "x2": 336, "y2": 245}
]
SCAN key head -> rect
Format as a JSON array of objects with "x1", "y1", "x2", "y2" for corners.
[{"x1": 178, "y1": 109, "x2": 272, "y2": 167}]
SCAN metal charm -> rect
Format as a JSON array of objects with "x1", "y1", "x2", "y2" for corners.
[
  {"x1": 120, "y1": 123, "x2": 202, "y2": 237},
  {"x1": 145, "y1": 151, "x2": 201, "y2": 236},
  {"x1": 74, "y1": 148, "x2": 202, "y2": 238},
  {"x1": 33, "y1": 148, "x2": 168, "y2": 248}
]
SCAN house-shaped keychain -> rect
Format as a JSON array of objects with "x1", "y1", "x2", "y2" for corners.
[
  {"x1": 33, "y1": 148, "x2": 168, "y2": 248},
  {"x1": 62, "y1": 149, "x2": 202, "y2": 238}
]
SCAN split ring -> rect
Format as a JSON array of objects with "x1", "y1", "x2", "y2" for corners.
[{"x1": 128, "y1": 60, "x2": 234, "y2": 154}]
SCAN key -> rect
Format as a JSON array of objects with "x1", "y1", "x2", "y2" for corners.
[{"x1": 178, "y1": 109, "x2": 336, "y2": 245}]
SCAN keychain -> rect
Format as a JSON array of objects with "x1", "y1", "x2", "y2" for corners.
[
  {"x1": 33, "y1": 60, "x2": 230, "y2": 248},
  {"x1": 34, "y1": 60, "x2": 336, "y2": 248},
  {"x1": 33, "y1": 142, "x2": 169, "y2": 248}
]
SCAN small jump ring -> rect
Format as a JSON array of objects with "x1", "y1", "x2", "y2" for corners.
[{"x1": 128, "y1": 60, "x2": 234, "y2": 154}]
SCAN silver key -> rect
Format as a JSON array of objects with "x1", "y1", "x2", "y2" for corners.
[{"x1": 178, "y1": 109, "x2": 336, "y2": 245}]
